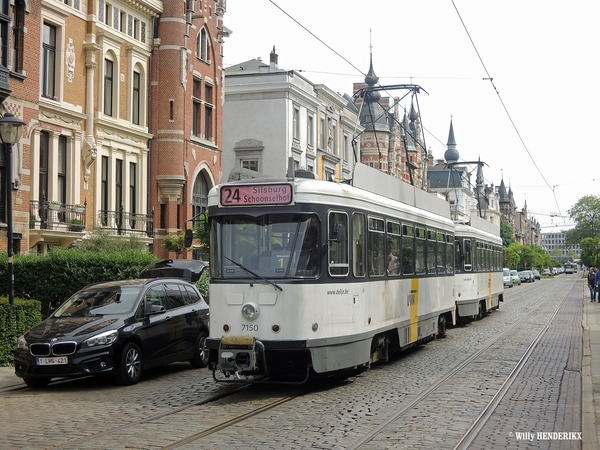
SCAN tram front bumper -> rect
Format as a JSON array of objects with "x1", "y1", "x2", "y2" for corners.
[{"x1": 215, "y1": 335, "x2": 260, "y2": 374}]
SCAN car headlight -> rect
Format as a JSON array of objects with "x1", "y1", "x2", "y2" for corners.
[
  {"x1": 83, "y1": 329, "x2": 119, "y2": 348},
  {"x1": 16, "y1": 335, "x2": 28, "y2": 351},
  {"x1": 241, "y1": 302, "x2": 259, "y2": 320}
]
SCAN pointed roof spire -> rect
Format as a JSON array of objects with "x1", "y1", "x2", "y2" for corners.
[
  {"x1": 476, "y1": 156, "x2": 484, "y2": 187},
  {"x1": 364, "y1": 30, "x2": 379, "y2": 88},
  {"x1": 444, "y1": 118, "x2": 459, "y2": 163}
]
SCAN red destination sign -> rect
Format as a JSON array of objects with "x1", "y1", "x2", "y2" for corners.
[{"x1": 220, "y1": 184, "x2": 293, "y2": 206}]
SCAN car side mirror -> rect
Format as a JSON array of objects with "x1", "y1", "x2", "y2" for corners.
[{"x1": 148, "y1": 304, "x2": 166, "y2": 315}]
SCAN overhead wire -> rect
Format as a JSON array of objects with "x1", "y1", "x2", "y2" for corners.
[{"x1": 450, "y1": 0, "x2": 563, "y2": 218}]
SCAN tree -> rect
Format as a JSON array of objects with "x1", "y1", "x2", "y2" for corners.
[
  {"x1": 579, "y1": 237, "x2": 600, "y2": 268},
  {"x1": 566, "y1": 195, "x2": 600, "y2": 246},
  {"x1": 162, "y1": 233, "x2": 189, "y2": 257},
  {"x1": 505, "y1": 244, "x2": 520, "y2": 269},
  {"x1": 192, "y1": 216, "x2": 210, "y2": 257},
  {"x1": 500, "y1": 219, "x2": 515, "y2": 248}
]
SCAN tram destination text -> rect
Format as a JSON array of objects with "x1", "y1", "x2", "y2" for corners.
[{"x1": 220, "y1": 184, "x2": 293, "y2": 206}]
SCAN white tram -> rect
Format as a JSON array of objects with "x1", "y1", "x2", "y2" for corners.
[
  {"x1": 205, "y1": 164, "x2": 500, "y2": 382},
  {"x1": 453, "y1": 218, "x2": 504, "y2": 322}
]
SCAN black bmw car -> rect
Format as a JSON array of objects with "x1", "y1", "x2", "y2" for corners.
[{"x1": 14, "y1": 276, "x2": 209, "y2": 388}]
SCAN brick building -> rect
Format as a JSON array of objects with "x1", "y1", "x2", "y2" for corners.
[{"x1": 149, "y1": 0, "x2": 226, "y2": 259}]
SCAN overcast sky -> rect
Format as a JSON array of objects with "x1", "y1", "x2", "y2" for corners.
[{"x1": 222, "y1": 0, "x2": 599, "y2": 231}]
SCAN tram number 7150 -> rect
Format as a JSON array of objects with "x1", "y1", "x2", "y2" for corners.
[{"x1": 242, "y1": 324, "x2": 259, "y2": 332}]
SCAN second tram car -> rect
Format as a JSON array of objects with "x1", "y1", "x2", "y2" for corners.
[
  {"x1": 205, "y1": 164, "x2": 502, "y2": 382},
  {"x1": 453, "y1": 219, "x2": 504, "y2": 322}
]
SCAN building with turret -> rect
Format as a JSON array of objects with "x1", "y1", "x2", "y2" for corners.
[{"x1": 352, "y1": 57, "x2": 427, "y2": 188}]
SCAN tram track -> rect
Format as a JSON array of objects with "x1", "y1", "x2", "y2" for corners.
[{"x1": 346, "y1": 278, "x2": 575, "y2": 449}]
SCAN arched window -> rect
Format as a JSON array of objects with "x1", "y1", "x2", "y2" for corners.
[
  {"x1": 196, "y1": 28, "x2": 208, "y2": 61},
  {"x1": 192, "y1": 172, "x2": 209, "y2": 222}
]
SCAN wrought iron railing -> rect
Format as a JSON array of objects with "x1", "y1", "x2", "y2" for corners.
[
  {"x1": 98, "y1": 207, "x2": 154, "y2": 237},
  {"x1": 30, "y1": 200, "x2": 86, "y2": 232},
  {"x1": 29, "y1": 202, "x2": 153, "y2": 237}
]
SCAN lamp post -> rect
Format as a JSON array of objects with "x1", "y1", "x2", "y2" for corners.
[{"x1": 0, "y1": 113, "x2": 25, "y2": 308}]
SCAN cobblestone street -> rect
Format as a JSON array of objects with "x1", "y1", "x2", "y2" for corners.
[{"x1": 0, "y1": 276, "x2": 595, "y2": 449}]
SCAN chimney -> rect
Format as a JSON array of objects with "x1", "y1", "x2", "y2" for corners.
[{"x1": 270, "y1": 46, "x2": 278, "y2": 71}]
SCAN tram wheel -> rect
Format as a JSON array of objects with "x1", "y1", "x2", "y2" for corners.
[
  {"x1": 437, "y1": 315, "x2": 447, "y2": 338},
  {"x1": 476, "y1": 302, "x2": 484, "y2": 320}
]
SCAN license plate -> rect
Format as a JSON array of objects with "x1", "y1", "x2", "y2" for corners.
[{"x1": 36, "y1": 357, "x2": 68, "y2": 365}]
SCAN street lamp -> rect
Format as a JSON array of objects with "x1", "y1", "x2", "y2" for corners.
[{"x1": 0, "y1": 113, "x2": 25, "y2": 307}]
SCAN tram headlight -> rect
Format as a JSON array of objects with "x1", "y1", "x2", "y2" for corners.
[{"x1": 241, "y1": 302, "x2": 259, "y2": 320}]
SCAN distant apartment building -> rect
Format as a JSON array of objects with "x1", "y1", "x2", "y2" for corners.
[{"x1": 540, "y1": 231, "x2": 581, "y2": 259}]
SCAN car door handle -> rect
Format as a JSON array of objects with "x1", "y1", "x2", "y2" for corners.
[{"x1": 165, "y1": 316, "x2": 172, "y2": 321}]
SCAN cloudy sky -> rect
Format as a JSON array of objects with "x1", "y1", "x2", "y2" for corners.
[{"x1": 222, "y1": 0, "x2": 599, "y2": 231}]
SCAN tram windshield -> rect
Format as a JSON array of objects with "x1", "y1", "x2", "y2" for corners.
[{"x1": 210, "y1": 213, "x2": 321, "y2": 279}]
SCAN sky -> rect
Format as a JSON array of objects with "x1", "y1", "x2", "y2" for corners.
[{"x1": 222, "y1": 0, "x2": 600, "y2": 232}]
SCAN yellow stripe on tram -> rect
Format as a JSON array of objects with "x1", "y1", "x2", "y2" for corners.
[
  {"x1": 410, "y1": 278, "x2": 419, "y2": 342},
  {"x1": 488, "y1": 272, "x2": 493, "y2": 310}
]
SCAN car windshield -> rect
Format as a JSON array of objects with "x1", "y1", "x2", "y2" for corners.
[{"x1": 53, "y1": 285, "x2": 142, "y2": 317}]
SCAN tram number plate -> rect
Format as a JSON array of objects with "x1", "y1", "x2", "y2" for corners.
[
  {"x1": 36, "y1": 357, "x2": 68, "y2": 365},
  {"x1": 242, "y1": 324, "x2": 259, "y2": 332}
]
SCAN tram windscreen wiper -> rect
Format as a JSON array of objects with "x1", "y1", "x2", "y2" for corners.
[{"x1": 224, "y1": 257, "x2": 283, "y2": 291}]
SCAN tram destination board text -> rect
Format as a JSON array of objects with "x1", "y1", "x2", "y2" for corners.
[{"x1": 220, "y1": 184, "x2": 293, "y2": 206}]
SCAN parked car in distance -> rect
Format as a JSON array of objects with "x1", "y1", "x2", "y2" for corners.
[
  {"x1": 14, "y1": 264, "x2": 209, "y2": 388},
  {"x1": 510, "y1": 269, "x2": 521, "y2": 285},
  {"x1": 519, "y1": 270, "x2": 535, "y2": 283},
  {"x1": 503, "y1": 268, "x2": 513, "y2": 288},
  {"x1": 542, "y1": 268, "x2": 551, "y2": 276},
  {"x1": 532, "y1": 270, "x2": 541, "y2": 280}
]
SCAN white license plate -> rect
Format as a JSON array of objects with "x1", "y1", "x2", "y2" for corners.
[{"x1": 36, "y1": 356, "x2": 68, "y2": 365}]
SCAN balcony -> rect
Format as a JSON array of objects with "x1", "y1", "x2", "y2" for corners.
[
  {"x1": 29, "y1": 201, "x2": 153, "y2": 243},
  {"x1": 98, "y1": 207, "x2": 154, "y2": 237},
  {"x1": 30, "y1": 200, "x2": 87, "y2": 232}
]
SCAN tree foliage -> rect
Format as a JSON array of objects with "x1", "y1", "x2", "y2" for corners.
[
  {"x1": 566, "y1": 195, "x2": 600, "y2": 246},
  {"x1": 579, "y1": 237, "x2": 600, "y2": 268},
  {"x1": 500, "y1": 219, "x2": 515, "y2": 248},
  {"x1": 162, "y1": 233, "x2": 190, "y2": 257},
  {"x1": 505, "y1": 243, "x2": 552, "y2": 270}
]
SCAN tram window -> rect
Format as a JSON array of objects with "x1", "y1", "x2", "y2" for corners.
[
  {"x1": 437, "y1": 232, "x2": 446, "y2": 274},
  {"x1": 215, "y1": 213, "x2": 321, "y2": 279},
  {"x1": 402, "y1": 224, "x2": 415, "y2": 275},
  {"x1": 446, "y1": 235, "x2": 454, "y2": 274},
  {"x1": 454, "y1": 239, "x2": 462, "y2": 273},
  {"x1": 353, "y1": 213, "x2": 366, "y2": 277},
  {"x1": 387, "y1": 220, "x2": 401, "y2": 276},
  {"x1": 368, "y1": 217, "x2": 385, "y2": 276},
  {"x1": 328, "y1": 211, "x2": 348, "y2": 276},
  {"x1": 463, "y1": 239, "x2": 472, "y2": 272},
  {"x1": 415, "y1": 228, "x2": 426, "y2": 275},
  {"x1": 210, "y1": 219, "x2": 220, "y2": 277},
  {"x1": 427, "y1": 230, "x2": 437, "y2": 274},
  {"x1": 296, "y1": 217, "x2": 321, "y2": 277}
]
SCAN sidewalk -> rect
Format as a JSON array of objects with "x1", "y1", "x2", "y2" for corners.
[{"x1": 583, "y1": 288, "x2": 600, "y2": 449}]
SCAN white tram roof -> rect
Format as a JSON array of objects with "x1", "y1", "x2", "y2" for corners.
[{"x1": 210, "y1": 163, "x2": 456, "y2": 230}]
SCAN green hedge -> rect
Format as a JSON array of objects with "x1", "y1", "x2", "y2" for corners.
[
  {"x1": 0, "y1": 298, "x2": 42, "y2": 366},
  {"x1": 0, "y1": 249, "x2": 158, "y2": 317}
]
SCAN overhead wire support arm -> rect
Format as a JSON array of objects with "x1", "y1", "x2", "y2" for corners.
[{"x1": 353, "y1": 84, "x2": 428, "y2": 99}]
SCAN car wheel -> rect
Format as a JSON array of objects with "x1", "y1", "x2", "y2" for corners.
[
  {"x1": 116, "y1": 342, "x2": 143, "y2": 385},
  {"x1": 190, "y1": 331, "x2": 209, "y2": 368},
  {"x1": 23, "y1": 377, "x2": 51, "y2": 388}
]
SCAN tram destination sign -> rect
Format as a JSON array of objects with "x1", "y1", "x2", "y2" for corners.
[{"x1": 220, "y1": 183, "x2": 293, "y2": 206}]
